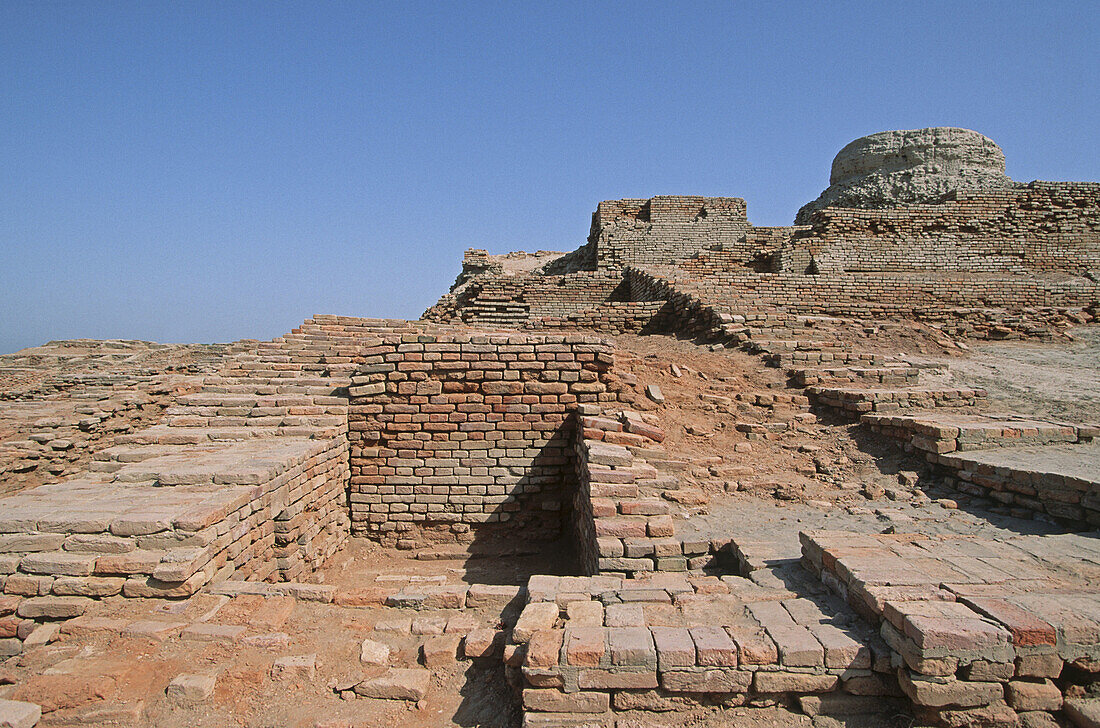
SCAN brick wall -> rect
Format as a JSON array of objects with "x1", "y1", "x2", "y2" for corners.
[
  {"x1": 345, "y1": 332, "x2": 619, "y2": 546},
  {"x1": 523, "y1": 301, "x2": 667, "y2": 335},
  {"x1": 783, "y1": 182, "x2": 1100, "y2": 275},
  {"x1": 638, "y1": 252, "x2": 1100, "y2": 325},
  {"x1": 591, "y1": 196, "x2": 751, "y2": 269}
]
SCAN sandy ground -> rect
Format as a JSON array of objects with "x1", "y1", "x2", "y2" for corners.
[{"x1": 918, "y1": 325, "x2": 1100, "y2": 422}]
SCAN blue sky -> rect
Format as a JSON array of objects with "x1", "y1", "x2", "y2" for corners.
[{"x1": 1, "y1": 2, "x2": 1097, "y2": 354}]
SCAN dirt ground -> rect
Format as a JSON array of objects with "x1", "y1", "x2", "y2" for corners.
[{"x1": 918, "y1": 326, "x2": 1100, "y2": 422}]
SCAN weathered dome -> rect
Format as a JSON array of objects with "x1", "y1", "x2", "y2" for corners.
[{"x1": 795, "y1": 127, "x2": 1016, "y2": 224}]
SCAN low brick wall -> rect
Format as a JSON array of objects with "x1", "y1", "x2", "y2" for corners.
[
  {"x1": 930, "y1": 448, "x2": 1100, "y2": 529},
  {"x1": 806, "y1": 386, "x2": 986, "y2": 417},
  {"x1": 863, "y1": 413, "x2": 1098, "y2": 527},
  {"x1": 572, "y1": 409, "x2": 711, "y2": 577},
  {"x1": 346, "y1": 332, "x2": 618, "y2": 546},
  {"x1": 525, "y1": 300, "x2": 667, "y2": 335}
]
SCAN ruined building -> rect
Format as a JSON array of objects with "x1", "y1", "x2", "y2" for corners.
[{"x1": 0, "y1": 128, "x2": 1097, "y2": 728}]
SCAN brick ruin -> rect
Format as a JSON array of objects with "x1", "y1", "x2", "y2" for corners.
[{"x1": 0, "y1": 127, "x2": 1098, "y2": 728}]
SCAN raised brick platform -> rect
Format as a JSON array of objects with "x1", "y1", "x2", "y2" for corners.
[
  {"x1": 801, "y1": 530, "x2": 1100, "y2": 726},
  {"x1": 513, "y1": 572, "x2": 896, "y2": 726}
]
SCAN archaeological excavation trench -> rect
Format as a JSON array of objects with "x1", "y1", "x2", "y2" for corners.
[{"x1": 0, "y1": 127, "x2": 1098, "y2": 728}]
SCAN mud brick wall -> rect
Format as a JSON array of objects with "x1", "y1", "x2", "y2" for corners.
[
  {"x1": 634, "y1": 259, "x2": 1100, "y2": 331},
  {"x1": 624, "y1": 267, "x2": 730, "y2": 341},
  {"x1": 524, "y1": 301, "x2": 666, "y2": 335},
  {"x1": 0, "y1": 433, "x2": 348, "y2": 644},
  {"x1": 346, "y1": 333, "x2": 618, "y2": 545},
  {"x1": 806, "y1": 386, "x2": 986, "y2": 417},
  {"x1": 782, "y1": 182, "x2": 1100, "y2": 275},
  {"x1": 571, "y1": 410, "x2": 710, "y2": 577},
  {"x1": 591, "y1": 196, "x2": 751, "y2": 269}
]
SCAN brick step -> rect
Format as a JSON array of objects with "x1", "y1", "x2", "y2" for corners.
[
  {"x1": 163, "y1": 414, "x2": 346, "y2": 429},
  {"x1": 178, "y1": 393, "x2": 325, "y2": 407},
  {"x1": 202, "y1": 377, "x2": 350, "y2": 388},
  {"x1": 87, "y1": 436, "x2": 341, "y2": 487},
  {"x1": 516, "y1": 572, "x2": 892, "y2": 723},
  {"x1": 807, "y1": 387, "x2": 986, "y2": 416},
  {"x1": 765, "y1": 351, "x2": 895, "y2": 368},
  {"x1": 745, "y1": 339, "x2": 849, "y2": 353},
  {"x1": 117, "y1": 423, "x2": 345, "y2": 445},
  {"x1": 730, "y1": 391, "x2": 812, "y2": 408},
  {"x1": 789, "y1": 366, "x2": 923, "y2": 387},
  {"x1": 863, "y1": 412, "x2": 1092, "y2": 454},
  {"x1": 166, "y1": 402, "x2": 347, "y2": 417}
]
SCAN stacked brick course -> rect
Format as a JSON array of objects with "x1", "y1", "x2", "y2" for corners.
[
  {"x1": 590, "y1": 196, "x2": 751, "y2": 268},
  {"x1": 345, "y1": 332, "x2": 619, "y2": 545},
  {"x1": 524, "y1": 301, "x2": 666, "y2": 335},
  {"x1": 784, "y1": 182, "x2": 1100, "y2": 275},
  {"x1": 512, "y1": 572, "x2": 897, "y2": 725},
  {"x1": 570, "y1": 410, "x2": 710, "y2": 577}
]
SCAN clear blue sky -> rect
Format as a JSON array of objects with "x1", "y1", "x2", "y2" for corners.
[{"x1": 2, "y1": 2, "x2": 1097, "y2": 354}]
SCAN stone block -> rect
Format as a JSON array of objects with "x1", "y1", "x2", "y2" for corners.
[
  {"x1": 1014, "y1": 651, "x2": 1062, "y2": 679},
  {"x1": 50, "y1": 576, "x2": 124, "y2": 597},
  {"x1": 1064, "y1": 697, "x2": 1100, "y2": 728},
  {"x1": 166, "y1": 674, "x2": 216, "y2": 703},
  {"x1": 690, "y1": 626, "x2": 739, "y2": 667},
  {"x1": 463, "y1": 629, "x2": 505, "y2": 659},
  {"x1": 521, "y1": 712, "x2": 610, "y2": 728},
  {"x1": 660, "y1": 667, "x2": 751, "y2": 693},
  {"x1": 576, "y1": 668, "x2": 657, "y2": 690},
  {"x1": 125, "y1": 620, "x2": 186, "y2": 641},
  {"x1": 0, "y1": 534, "x2": 66, "y2": 553},
  {"x1": 522, "y1": 689, "x2": 609, "y2": 714},
  {"x1": 21, "y1": 623, "x2": 57, "y2": 649},
  {"x1": 354, "y1": 669, "x2": 430, "y2": 701},
  {"x1": 608, "y1": 627, "x2": 655, "y2": 668},
  {"x1": 962, "y1": 597, "x2": 1057, "y2": 647},
  {"x1": 650, "y1": 627, "x2": 694, "y2": 670},
  {"x1": 359, "y1": 638, "x2": 390, "y2": 666},
  {"x1": 754, "y1": 671, "x2": 839, "y2": 694},
  {"x1": 181, "y1": 623, "x2": 246, "y2": 643},
  {"x1": 20, "y1": 552, "x2": 97, "y2": 577},
  {"x1": 16, "y1": 596, "x2": 90, "y2": 619},
  {"x1": 1005, "y1": 679, "x2": 1062, "y2": 712},
  {"x1": 466, "y1": 584, "x2": 522, "y2": 609},
  {"x1": 899, "y1": 671, "x2": 1004, "y2": 708},
  {"x1": 0, "y1": 638, "x2": 21, "y2": 658},
  {"x1": 565, "y1": 601, "x2": 603, "y2": 627},
  {"x1": 514, "y1": 602, "x2": 560, "y2": 643},
  {"x1": 0, "y1": 699, "x2": 41, "y2": 728},
  {"x1": 526, "y1": 630, "x2": 564, "y2": 669},
  {"x1": 4, "y1": 575, "x2": 52, "y2": 597},
  {"x1": 565, "y1": 628, "x2": 605, "y2": 667},
  {"x1": 769, "y1": 625, "x2": 825, "y2": 667},
  {"x1": 422, "y1": 635, "x2": 461, "y2": 667},
  {"x1": 271, "y1": 654, "x2": 317, "y2": 682}
]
